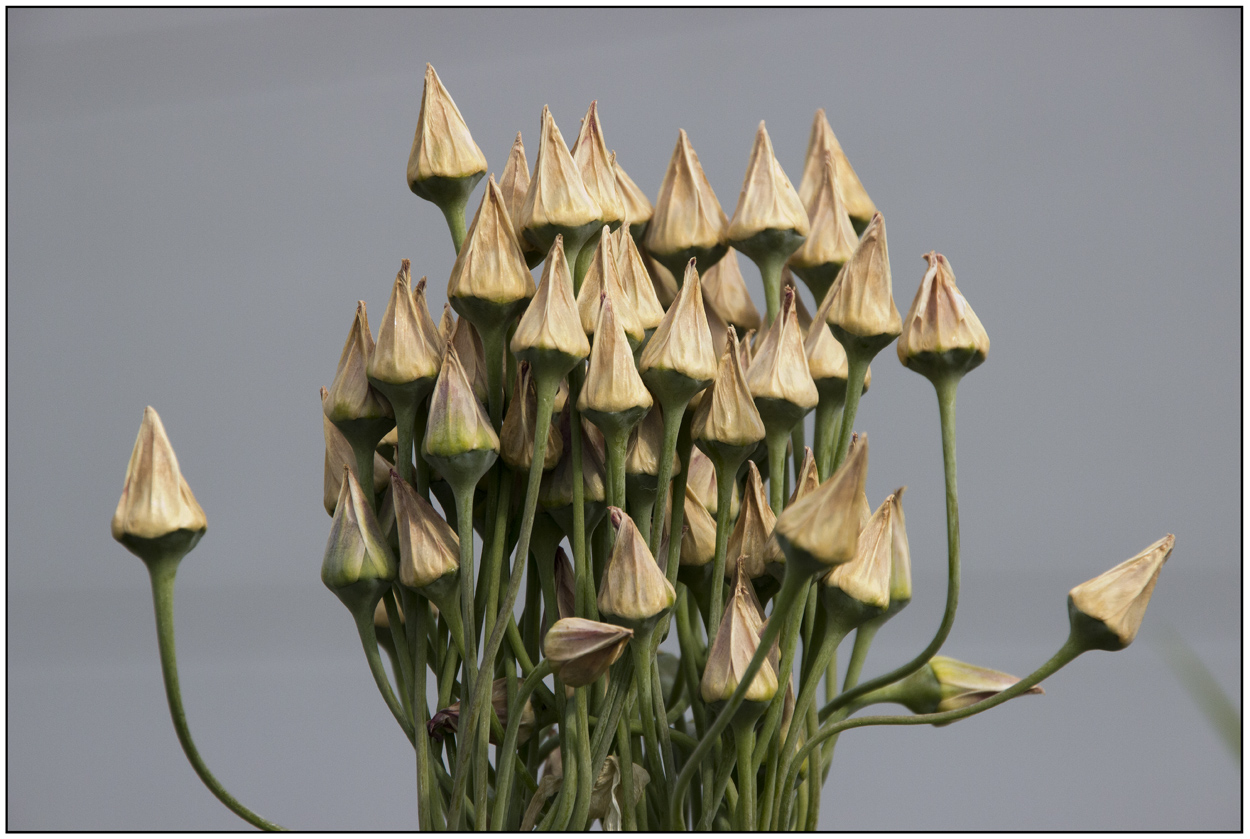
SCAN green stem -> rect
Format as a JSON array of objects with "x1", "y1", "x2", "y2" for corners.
[
  {"x1": 352, "y1": 606, "x2": 416, "y2": 745},
  {"x1": 649, "y1": 398, "x2": 686, "y2": 556},
  {"x1": 757, "y1": 252, "x2": 785, "y2": 328},
  {"x1": 665, "y1": 418, "x2": 695, "y2": 588},
  {"x1": 707, "y1": 454, "x2": 739, "y2": 636},
  {"x1": 448, "y1": 479, "x2": 478, "y2": 829},
  {"x1": 813, "y1": 395, "x2": 844, "y2": 482},
  {"x1": 831, "y1": 347, "x2": 869, "y2": 473},
  {"x1": 414, "y1": 404, "x2": 431, "y2": 498},
  {"x1": 732, "y1": 719, "x2": 757, "y2": 830},
  {"x1": 651, "y1": 654, "x2": 677, "y2": 790},
  {"x1": 145, "y1": 557, "x2": 286, "y2": 830},
  {"x1": 440, "y1": 195, "x2": 468, "y2": 255},
  {"x1": 765, "y1": 428, "x2": 789, "y2": 516},
  {"x1": 405, "y1": 592, "x2": 435, "y2": 831},
  {"x1": 490, "y1": 660, "x2": 553, "y2": 830},
  {"x1": 616, "y1": 708, "x2": 638, "y2": 830},
  {"x1": 383, "y1": 588, "x2": 414, "y2": 725},
  {"x1": 569, "y1": 368, "x2": 591, "y2": 616},
  {"x1": 570, "y1": 687, "x2": 594, "y2": 829},
  {"x1": 604, "y1": 427, "x2": 629, "y2": 514},
  {"x1": 790, "y1": 422, "x2": 805, "y2": 485},
  {"x1": 632, "y1": 628, "x2": 668, "y2": 815}
]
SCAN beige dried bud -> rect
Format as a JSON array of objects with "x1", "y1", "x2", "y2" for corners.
[
  {"x1": 1068, "y1": 535, "x2": 1174, "y2": 651},
  {"x1": 578, "y1": 296, "x2": 654, "y2": 432},
  {"x1": 762, "y1": 447, "x2": 820, "y2": 568},
  {"x1": 702, "y1": 248, "x2": 762, "y2": 334},
  {"x1": 437, "y1": 303, "x2": 455, "y2": 343},
  {"x1": 701, "y1": 572, "x2": 778, "y2": 703},
  {"x1": 569, "y1": 100, "x2": 624, "y2": 225},
  {"x1": 798, "y1": 109, "x2": 876, "y2": 229},
  {"x1": 447, "y1": 175, "x2": 535, "y2": 318},
  {"x1": 111, "y1": 407, "x2": 207, "y2": 553},
  {"x1": 686, "y1": 447, "x2": 740, "y2": 519},
  {"x1": 498, "y1": 132, "x2": 532, "y2": 241},
  {"x1": 645, "y1": 129, "x2": 728, "y2": 266},
  {"x1": 510, "y1": 235, "x2": 591, "y2": 375},
  {"x1": 448, "y1": 316, "x2": 488, "y2": 403},
  {"x1": 789, "y1": 151, "x2": 859, "y2": 303},
  {"x1": 611, "y1": 152, "x2": 654, "y2": 233},
  {"x1": 897, "y1": 252, "x2": 990, "y2": 380},
  {"x1": 321, "y1": 467, "x2": 397, "y2": 599},
  {"x1": 543, "y1": 617, "x2": 633, "y2": 687},
  {"x1": 823, "y1": 491, "x2": 896, "y2": 616},
  {"x1": 823, "y1": 212, "x2": 901, "y2": 355},
  {"x1": 727, "y1": 121, "x2": 810, "y2": 244},
  {"x1": 577, "y1": 226, "x2": 644, "y2": 344},
  {"x1": 774, "y1": 433, "x2": 869, "y2": 571},
  {"x1": 692, "y1": 327, "x2": 767, "y2": 450},
  {"x1": 805, "y1": 288, "x2": 872, "y2": 393},
  {"x1": 540, "y1": 412, "x2": 607, "y2": 509},
  {"x1": 724, "y1": 461, "x2": 777, "y2": 579},
  {"x1": 367, "y1": 262, "x2": 443, "y2": 387},
  {"x1": 406, "y1": 64, "x2": 487, "y2": 198},
  {"x1": 701, "y1": 297, "x2": 730, "y2": 363},
  {"x1": 887, "y1": 488, "x2": 912, "y2": 609},
  {"x1": 391, "y1": 470, "x2": 459, "y2": 589},
  {"x1": 737, "y1": 328, "x2": 756, "y2": 372},
  {"x1": 519, "y1": 105, "x2": 600, "y2": 245},
  {"x1": 322, "y1": 410, "x2": 390, "y2": 516},
  {"x1": 747, "y1": 286, "x2": 820, "y2": 421},
  {"x1": 639, "y1": 259, "x2": 718, "y2": 404},
  {"x1": 501, "y1": 362, "x2": 563, "y2": 471},
  {"x1": 598, "y1": 508, "x2": 676, "y2": 624},
  {"x1": 625, "y1": 404, "x2": 680, "y2": 478},
  {"x1": 324, "y1": 302, "x2": 394, "y2": 425},
  {"x1": 422, "y1": 342, "x2": 500, "y2": 460},
  {"x1": 676, "y1": 483, "x2": 718, "y2": 567},
  {"x1": 614, "y1": 224, "x2": 666, "y2": 332},
  {"x1": 645, "y1": 251, "x2": 679, "y2": 309}
]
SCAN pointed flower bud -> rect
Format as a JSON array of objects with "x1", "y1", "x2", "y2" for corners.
[
  {"x1": 570, "y1": 101, "x2": 624, "y2": 225},
  {"x1": 578, "y1": 296, "x2": 653, "y2": 435},
  {"x1": 501, "y1": 362, "x2": 563, "y2": 471},
  {"x1": 511, "y1": 235, "x2": 591, "y2": 377},
  {"x1": 725, "y1": 461, "x2": 777, "y2": 579},
  {"x1": 323, "y1": 409, "x2": 389, "y2": 515},
  {"x1": 498, "y1": 133, "x2": 534, "y2": 243},
  {"x1": 702, "y1": 248, "x2": 762, "y2": 334},
  {"x1": 806, "y1": 288, "x2": 871, "y2": 396},
  {"x1": 676, "y1": 483, "x2": 718, "y2": 567},
  {"x1": 543, "y1": 617, "x2": 633, "y2": 687},
  {"x1": 577, "y1": 226, "x2": 644, "y2": 343},
  {"x1": 645, "y1": 130, "x2": 728, "y2": 273},
  {"x1": 367, "y1": 261, "x2": 443, "y2": 388},
  {"x1": 614, "y1": 225, "x2": 666, "y2": 332},
  {"x1": 701, "y1": 297, "x2": 730, "y2": 362},
  {"x1": 774, "y1": 433, "x2": 868, "y2": 572},
  {"x1": 553, "y1": 545, "x2": 577, "y2": 620},
  {"x1": 598, "y1": 508, "x2": 676, "y2": 625},
  {"x1": 701, "y1": 572, "x2": 778, "y2": 704},
  {"x1": 789, "y1": 151, "x2": 859, "y2": 302},
  {"x1": 823, "y1": 212, "x2": 901, "y2": 356},
  {"x1": 448, "y1": 316, "x2": 488, "y2": 403},
  {"x1": 728, "y1": 121, "x2": 810, "y2": 258},
  {"x1": 639, "y1": 259, "x2": 718, "y2": 405},
  {"x1": 737, "y1": 328, "x2": 756, "y2": 372},
  {"x1": 612, "y1": 152, "x2": 654, "y2": 236},
  {"x1": 322, "y1": 467, "x2": 397, "y2": 610},
  {"x1": 686, "y1": 447, "x2": 740, "y2": 518},
  {"x1": 423, "y1": 342, "x2": 500, "y2": 467},
  {"x1": 391, "y1": 470, "x2": 459, "y2": 589},
  {"x1": 747, "y1": 285, "x2": 820, "y2": 426},
  {"x1": 437, "y1": 303, "x2": 455, "y2": 343},
  {"x1": 898, "y1": 252, "x2": 990, "y2": 381},
  {"x1": 1068, "y1": 535, "x2": 1174, "y2": 651},
  {"x1": 692, "y1": 327, "x2": 767, "y2": 451},
  {"x1": 448, "y1": 175, "x2": 536, "y2": 325},
  {"x1": 520, "y1": 106, "x2": 600, "y2": 252},
  {"x1": 892, "y1": 656, "x2": 1044, "y2": 721},
  {"x1": 325, "y1": 302, "x2": 394, "y2": 425},
  {"x1": 886, "y1": 488, "x2": 912, "y2": 610},
  {"x1": 798, "y1": 109, "x2": 876, "y2": 230},
  {"x1": 763, "y1": 447, "x2": 820, "y2": 570},
  {"x1": 822, "y1": 491, "x2": 895, "y2": 622},
  {"x1": 406, "y1": 64, "x2": 487, "y2": 201},
  {"x1": 112, "y1": 407, "x2": 207, "y2": 561}
]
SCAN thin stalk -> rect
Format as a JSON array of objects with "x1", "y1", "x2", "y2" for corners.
[
  {"x1": 649, "y1": 397, "x2": 686, "y2": 556},
  {"x1": 390, "y1": 397, "x2": 419, "y2": 487},
  {"x1": 732, "y1": 719, "x2": 757, "y2": 830},
  {"x1": 830, "y1": 348, "x2": 869, "y2": 473},
  {"x1": 569, "y1": 687, "x2": 594, "y2": 829},
  {"x1": 707, "y1": 455, "x2": 739, "y2": 636},
  {"x1": 448, "y1": 479, "x2": 479, "y2": 829},
  {"x1": 352, "y1": 607, "x2": 416, "y2": 745},
  {"x1": 651, "y1": 654, "x2": 677, "y2": 790},
  {"x1": 569, "y1": 367, "x2": 591, "y2": 615},
  {"x1": 603, "y1": 427, "x2": 629, "y2": 514},
  {"x1": 813, "y1": 395, "x2": 844, "y2": 481},
  {"x1": 757, "y1": 251, "x2": 785, "y2": 327},
  {"x1": 790, "y1": 422, "x2": 805, "y2": 483},
  {"x1": 404, "y1": 591, "x2": 435, "y2": 832},
  {"x1": 665, "y1": 419, "x2": 695, "y2": 587},
  {"x1": 615, "y1": 708, "x2": 638, "y2": 830},
  {"x1": 552, "y1": 701, "x2": 580, "y2": 829},
  {"x1": 383, "y1": 588, "x2": 414, "y2": 725},
  {"x1": 414, "y1": 403, "x2": 431, "y2": 498},
  {"x1": 696, "y1": 732, "x2": 738, "y2": 830},
  {"x1": 440, "y1": 195, "x2": 468, "y2": 255},
  {"x1": 490, "y1": 660, "x2": 553, "y2": 830},
  {"x1": 765, "y1": 427, "x2": 789, "y2": 517},
  {"x1": 632, "y1": 627, "x2": 668, "y2": 816}
]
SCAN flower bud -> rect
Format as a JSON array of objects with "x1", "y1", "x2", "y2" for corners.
[
  {"x1": 511, "y1": 235, "x2": 592, "y2": 378},
  {"x1": 322, "y1": 408, "x2": 389, "y2": 516},
  {"x1": 519, "y1": 105, "x2": 601, "y2": 254},
  {"x1": 823, "y1": 213, "x2": 901, "y2": 357},
  {"x1": 639, "y1": 259, "x2": 718, "y2": 406},
  {"x1": 798, "y1": 109, "x2": 876, "y2": 232},
  {"x1": 429, "y1": 678, "x2": 535, "y2": 746},
  {"x1": 498, "y1": 132, "x2": 542, "y2": 266},
  {"x1": 676, "y1": 483, "x2": 718, "y2": 567},
  {"x1": 806, "y1": 289, "x2": 871, "y2": 399},
  {"x1": 324, "y1": 302, "x2": 395, "y2": 428},
  {"x1": 553, "y1": 545, "x2": 577, "y2": 621},
  {"x1": 540, "y1": 412, "x2": 607, "y2": 511},
  {"x1": 897, "y1": 252, "x2": 990, "y2": 381},
  {"x1": 611, "y1": 152, "x2": 654, "y2": 240},
  {"x1": 422, "y1": 342, "x2": 500, "y2": 485},
  {"x1": 321, "y1": 467, "x2": 397, "y2": 613},
  {"x1": 448, "y1": 316, "x2": 488, "y2": 403},
  {"x1": 406, "y1": 64, "x2": 488, "y2": 205},
  {"x1": 112, "y1": 407, "x2": 207, "y2": 562},
  {"x1": 645, "y1": 250, "x2": 679, "y2": 308},
  {"x1": 644, "y1": 129, "x2": 728, "y2": 277},
  {"x1": 892, "y1": 656, "x2": 1044, "y2": 721},
  {"x1": 727, "y1": 121, "x2": 809, "y2": 262},
  {"x1": 686, "y1": 447, "x2": 740, "y2": 519},
  {"x1": 702, "y1": 248, "x2": 762, "y2": 334},
  {"x1": 1068, "y1": 535, "x2": 1174, "y2": 651},
  {"x1": 391, "y1": 469, "x2": 459, "y2": 590},
  {"x1": 437, "y1": 302, "x2": 455, "y2": 344},
  {"x1": 724, "y1": 462, "x2": 776, "y2": 579},
  {"x1": 762, "y1": 447, "x2": 820, "y2": 573},
  {"x1": 577, "y1": 226, "x2": 645, "y2": 344},
  {"x1": 822, "y1": 490, "x2": 896, "y2": 625},
  {"x1": 789, "y1": 151, "x2": 859, "y2": 303},
  {"x1": 501, "y1": 362, "x2": 563, "y2": 472},
  {"x1": 614, "y1": 224, "x2": 666, "y2": 332},
  {"x1": 747, "y1": 285, "x2": 820, "y2": 429},
  {"x1": 774, "y1": 433, "x2": 868, "y2": 573},
  {"x1": 448, "y1": 175, "x2": 536, "y2": 326},
  {"x1": 701, "y1": 571, "x2": 778, "y2": 704},
  {"x1": 367, "y1": 261, "x2": 443, "y2": 391},
  {"x1": 569, "y1": 100, "x2": 625, "y2": 226},
  {"x1": 886, "y1": 488, "x2": 912, "y2": 612},
  {"x1": 692, "y1": 327, "x2": 767, "y2": 452},
  {"x1": 598, "y1": 508, "x2": 676, "y2": 626},
  {"x1": 543, "y1": 617, "x2": 633, "y2": 687},
  {"x1": 625, "y1": 404, "x2": 681, "y2": 480},
  {"x1": 737, "y1": 328, "x2": 756, "y2": 372},
  {"x1": 577, "y1": 295, "x2": 654, "y2": 436}
]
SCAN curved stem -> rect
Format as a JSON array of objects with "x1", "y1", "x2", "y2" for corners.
[
  {"x1": 831, "y1": 348, "x2": 868, "y2": 474},
  {"x1": 665, "y1": 418, "x2": 695, "y2": 588},
  {"x1": 490, "y1": 660, "x2": 553, "y2": 830},
  {"x1": 404, "y1": 592, "x2": 435, "y2": 831},
  {"x1": 440, "y1": 195, "x2": 468, "y2": 255},
  {"x1": 649, "y1": 398, "x2": 686, "y2": 556},
  {"x1": 352, "y1": 607, "x2": 416, "y2": 745},
  {"x1": 569, "y1": 687, "x2": 594, "y2": 829},
  {"x1": 447, "y1": 480, "x2": 478, "y2": 829},
  {"x1": 569, "y1": 367, "x2": 592, "y2": 616},
  {"x1": 382, "y1": 588, "x2": 414, "y2": 725},
  {"x1": 146, "y1": 558, "x2": 286, "y2": 830},
  {"x1": 632, "y1": 628, "x2": 668, "y2": 815}
]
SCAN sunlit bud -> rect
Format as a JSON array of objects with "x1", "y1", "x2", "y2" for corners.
[
  {"x1": 553, "y1": 545, "x2": 577, "y2": 620},
  {"x1": 611, "y1": 152, "x2": 654, "y2": 239},
  {"x1": 692, "y1": 327, "x2": 767, "y2": 450},
  {"x1": 324, "y1": 302, "x2": 394, "y2": 426},
  {"x1": 321, "y1": 467, "x2": 397, "y2": 611},
  {"x1": 806, "y1": 289, "x2": 871, "y2": 396},
  {"x1": 448, "y1": 316, "x2": 488, "y2": 403},
  {"x1": 891, "y1": 656, "x2": 1044, "y2": 721},
  {"x1": 391, "y1": 469, "x2": 459, "y2": 589},
  {"x1": 614, "y1": 225, "x2": 666, "y2": 332},
  {"x1": 540, "y1": 411, "x2": 607, "y2": 510},
  {"x1": 625, "y1": 404, "x2": 681, "y2": 479},
  {"x1": 423, "y1": 342, "x2": 500, "y2": 461},
  {"x1": 822, "y1": 491, "x2": 895, "y2": 622},
  {"x1": 702, "y1": 248, "x2": 762, "y2": 334},
  {"x1": 520, "y1": 106, "x2": 601, "y2": 253},
  {"x1": 367, "y1": 261, "x2": 443, "y2": 388},
  {"x1": 897, "y1": 252, "x2": 990, "y2": 381},
  {"x1": 1068, "y1": 535, "x2": 1174, "y2": 651},
  {"x1": 437, "y1": 303, "x2": 455, "y2": 343},
  {"x1": 578, "y1": 296, "x2": 654, "y2": 436},
  {"x1": 570, "y1": 100, "x2": 625, "y2": 226},
  {"x1": 323, "y1": 410, "x2": 389, "y2": 516},
  {"x1": 406, "y1": 64, "x2": 488, "y2": 203},
  {"x1": 544, "y1": 617, "x2": 633, "y2": 687},
  {"x1": 448, "y1": 175, "x2": 535, "y2": 325},
  {"x1": 429, "y1": 678, "x2": 536, "y2": 745},
  {"x1": 774, "y1": 433, "x2": 868, "y2": 572},
  {"x1": 823, "y1": 213, "x2": 901, "y2": 356},
  {"x1": 645, "y1": 129, "x2": 729, "y2": 274},
  {"x1": 577, "y1": 226, "x2": 645, "y2": 343},
  {"x1": 798, "y1": 109, "x2": 877, "y2": 231},
  {"x1": 501, "y1": 362, "x2": 563, "y2": 472},
  {"x1": 728, "y1": 121, "x2": 810, "y2": 261},
  {"x1": 789, "y1": 151, "x2": 858, "y2": 303},
  {"x1": 111, "y1": 407, "x2": 207, "y2": 561},
  {"x1": 686, "y1": 447, "x2": 740, "y2": 519},
  {"x1": 725, "y1": 461, "x2": 777, "y2": 579},
  {"x1": 677, "y1": 484, "x2": 718, "y2": 567},
  {"x1": 598, "y1": 508, "x2": 676, "y2": 625},
  {"x1": 701, "y1": 571, "x2": 777, "y2": 704},
  {"x1": 886, "y1": 488, "x2": 912, "y2": 611},
  {"x1": 640, "y1": 259, "x2": 718, "y2": 405},
  {"x1": 747, "y1": 286, "x2": 820, "y2": 426},
  {"x1": 510, "y1": 235, "x2": 591, "y2": 378},
  {"x1": 645, "y1": 251, "x2": 679, "y2": 309}
]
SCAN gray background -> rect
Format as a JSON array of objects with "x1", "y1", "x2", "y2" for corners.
[{"x1": 8, "y1": 8, "x2": 1240, "y2": 830}]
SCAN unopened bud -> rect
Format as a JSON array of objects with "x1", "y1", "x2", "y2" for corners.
[
  {"x1": 406, "y1": 64, "x2": 487, "y2": 205},
  {"x1": 501, "y1": 362, "x2": 563, "y2": 472},
  {"x1": 727, "y1": 121, "x2": 809, "y2": 263},
  {"x1": 692, "y1": 327, "x2": 767, "y2": 452},
  {"x1": 897, "y1": 252, "x2": 990, "y2": 381},
  {"x1": 321, "y1": 467, "x2": 397, "y2": 613},
  {"x1": 519, "y1": 106, "x2": 600, "y2": 254},
  {"x1": 747, "y1": 285, "x2": 820, "y2": 428},
  {"x1": 422, "y1": 342, "x2": 499, "y2": 485},
  {"x1": 789, "y1": 151, "x2": 858, "y2": 303},
  {"x1": 701, "y1": 571, "x2": 777, "y2": 704},
  {"x1": 391, "y1": 470, "x2": 459, "y2": 590},
  {"x1": 822, "y1": 490, "x2": 895, "y2": 625},
  {"x1": 645, "y1": 129, "x2": 728, "y2": 276},
  {"x1": 702, "y1": 248, "x2": 762, "y2": 334},
  {"x1": 1068, "y1": 535, "x2": 1174, "y2": 651},
  {"x1": 639, "y1": 259, "x2": 718, "y2": 407},
  {"x1": 511, "y1": 235, "x2": 591, "y2": 378},
  {"x1": 892, "y1": 656, "x2": 1044, "y2": 723},
  {"x1": 578, "y1": 296, "x2": 653, "y2": 436},
  {"x1": 823, "y1": 213, "x2": 901, "y2": 357},
  {"x1": 367, "y1": 263, "x2": 443, "y2": 391},
  {"x1": 614, "y1": 224, "x2": 666, "y2": 332},
  {"x1": 774, "y1": 433, "x2": 868, "y2": 573},
  {"x1": 598, "y1": 508, "x2": 676, "y2": 626},
  {"x1": 543, "y1": 617, "x2": 633, "y2": 687},
  {"x1": 725, "y1": 462, "x2": 776, "y2": 579},
  {"x1": 324, "y1": 302, "x2": 394, "y2": 427},
  {"x1": 448, "y1": 175, "x2": 536, "y2": 325},
  {"x1": 577, "y1": 226, "x2": 644, "y2": 344},
  {"x1": 798, "y1": 109, "x2": 876, "y2": 232},
  {"x1": 569, "y1": 100, "x2": 624, "y2": 226}
]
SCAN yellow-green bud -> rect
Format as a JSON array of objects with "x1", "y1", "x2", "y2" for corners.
[{"x1": 1068, "y1": 535, "x2": 1174, "y2": 651}]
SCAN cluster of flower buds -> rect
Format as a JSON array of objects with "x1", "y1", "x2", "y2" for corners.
[{"x1": 111, "y1": 64, "x2": 1175, "y2": 833}]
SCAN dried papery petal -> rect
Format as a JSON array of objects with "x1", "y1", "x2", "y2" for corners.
[
  {"x1": 625, "y1": 404, "x2": 681, "y2": 478},
  {"x1": 724, "y1": 461, "x2": 777, "y2": 579},
  {"x1": 789, "y1": 151, "x2": 858, "y2": 302},
  {"x1": 887, "y1": 488, "x2": 912, "y2": 608},
  {"x1": 437, "y1": 303, "x2": 455, "y2": 343},
  {"x1": 569, "y1": 100, "x2": 625, "y2": 225},
  {"x1": 511, "y1": 235, "x2": 591, "y2": 374},
  {"x1": 112, "y1": 407, "x2": 207, "y2": 543},
  {"x1": 598, "y1": 508, "x2": 676, "y2": 624},
  {"x1": 701, "y1": 571, "x2": 777, "y2": 704},
  {"x1": 391, "y1": 470, "x2": 459, "y2": 589},
  {"x1": 822, "y1": 213, "x2": 901, "y2": 354},
  {"x1": 368, "y1": 262, "x2": 443, "y2": 387},
  {"x1": 448, "y1": 316, "x2": 489, "y2": 403},
  {"x1": 645, "y1": 129, "x2": 728, "y2": 268},
  {"x1": 553, "y1": 545, "x2": 576, "y2": 620},
  {"x1": 692, "y1": 327, "x2": 767, "y2": 450},
  {"x1": 577, "y1": 295, "x2": 653, "y2": 425},
  {"x1": 520, "y1": 105, "x2": 600, "y2": 243},
  {"x1": 323, "y1": 410, "x2": 390, "y2": 515},
  {"x1": 702, "y1": 248, "x2": 762, "y2": 334},
  {"x1": 676, "y1": 483, "x2": 717, "y2": 567},
  {"x1": 645, "y1": 251, "x2": 679, "y2": 309},
  {"x1": 639, "y1": 259, "x2": 718, "y2": 403},
  {"x1": 798, "y1": 108, "x2": 877, "y2": 229},
  {"x1": 614, "y1": 224, "x2": 666, "y2": 332},
  {"x1": 447, "y1": 175, "x2": 535, "y2": 313},
  {"x1": 897, "y1": 251, "x2": 990, "y2": 379},
  {"x1": 686, "y1": 447, "x2": 740, "y2": 519},
  {"x1": 728, "y1": 121, "x2": 810, "y2": 243},
  {"x1": 325, "y1": 302, "x2": 393, "y2": 425},
  {"x1": 774, "y1": 433, "x2": 868, "y2": 570},
  {"x1": 823, "y1": 491, "x2": 895, "y2": 614},
  {"x1": 1068, "y1": 535, "x2": 1174, "y2": 650},
  {"x1": 747, "y1": 285, "x2": 819, "y2": 417},
  {"x1": 429, "y1": 678, "x2": 535, "y2": 746},
  {"x1": 498, "y1": 132, "x2": 535, "y2": 252},
  {"x1": 577, "y1": 226, "x2": 644, "y2": 343}
]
